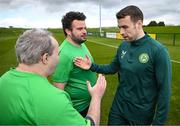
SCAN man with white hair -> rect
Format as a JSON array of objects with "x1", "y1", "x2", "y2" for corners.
[{"x1": 0, "y1": 29, "x2": 106, "y2": 125}]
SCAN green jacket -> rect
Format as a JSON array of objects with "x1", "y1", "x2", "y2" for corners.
[{"x1": 91, "y1": 34, "x2": 172, "y2": 124}]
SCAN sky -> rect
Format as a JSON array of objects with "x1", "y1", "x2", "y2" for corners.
[{"x1": 0, "y1": 0, "x2": 179, "y2": 28}]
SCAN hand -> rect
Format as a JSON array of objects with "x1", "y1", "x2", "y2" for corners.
[
  {"x1": 87, "y1": 74, "x2": 106, "y2": 99},
  {"x1": 74, "y1": 55, "x2": 91, "y2": 70}
]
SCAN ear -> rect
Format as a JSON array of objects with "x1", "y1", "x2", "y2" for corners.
[
  {"x1": 137, "y1": 20, "x2": 143, "y2": 26},
  {"x1": 136, "y1": 20, "x2": 143, "y2": 29},
  {"x1": 41, "y1": 53, "x2": 49, "y2": 65},
  {"x1": 65, "y1": 29, "x2": 71, "y2": 36}
]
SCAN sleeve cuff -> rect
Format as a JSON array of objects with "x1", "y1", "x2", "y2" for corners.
[{"x1": 85, "y1": 116, "x2": 95, "y2": 126}]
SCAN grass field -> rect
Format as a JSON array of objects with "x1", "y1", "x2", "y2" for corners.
[
  {"x1": 0, "y1": 27, "x2": 180, "y2": 125},
  {"x1": 88, "y1": 26, "x2": 180, "y2": 46}
]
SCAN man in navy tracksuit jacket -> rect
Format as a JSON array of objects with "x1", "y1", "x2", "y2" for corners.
[{"x1": 74, "y1": 5, "x2": 172, "y2": 125}]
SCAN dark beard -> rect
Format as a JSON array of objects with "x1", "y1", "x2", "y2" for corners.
[{"x1": 71, "y1": 35, "x2": 86, "y2": 45}]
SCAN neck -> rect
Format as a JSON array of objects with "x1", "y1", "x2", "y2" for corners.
[
  {"x1": 136, "y1": 29, "x2": 145, "y2": 40},
  {"x1": 66, "y1": 37, "x2": 81, "y2": 47},
  {"x1": 16, "y1": 63, "x2": 46, "y2": 77}
]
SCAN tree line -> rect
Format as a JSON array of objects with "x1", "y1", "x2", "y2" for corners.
[{"x1": 147, "y1": 21, "x2": 165, "y2": 26}]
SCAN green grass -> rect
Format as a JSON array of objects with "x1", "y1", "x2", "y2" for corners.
[
  {"x1": 88, "y1": 26, "x2": 180, "y2": 46},
  {"x1": 143, "y1": 26, "x2": 180, "y2": 33},
  {"x1": 85, "y1": 40, "x2": 119, "y2": 124},
  {"x1": 167, "y1": 63, "x2": 180, "y2": 124},
  {"x1": 0, "y1": 35, "x2": 19, "y2": 75},
  {"x1": 87, "y1": 26, "x2": 180, "y2": 33},
  {"x1": 0, "y1": 27, "x2": 180, "y2": 125}
]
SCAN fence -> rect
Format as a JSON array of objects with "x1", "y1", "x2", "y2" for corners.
[
  {"x1": 88, "y1": 32, "x2": 180, "y2": 46},
  {"x1": 156, "y1": 33, "x2": 180, "y2": 46}
]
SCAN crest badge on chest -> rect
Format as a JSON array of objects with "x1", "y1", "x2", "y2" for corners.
[{"x1": 139, "y1": 53, "x2": 149, "y2": 63}]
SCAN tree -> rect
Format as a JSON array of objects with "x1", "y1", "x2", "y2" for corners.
[
  {"x1": 9, "y1": 26, "x2": 13, "y2": 28},
  {"x1": 147, "y1": 21, "x2": 165, "y2": 26},
  {"x1": 147, "y1": 21, "x2": 157, "y2": 26},
  {"x1": 158, "y1": 21, "x2": 165, "y2": 26}
]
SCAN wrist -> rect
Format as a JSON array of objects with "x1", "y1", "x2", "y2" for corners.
[{"x1": 91, "y1": 95, "x2": 102, "y2": 101}]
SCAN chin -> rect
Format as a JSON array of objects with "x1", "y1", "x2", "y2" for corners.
[
  {"x1": 123, "y1": 38, "x2": 129, "y2": 41},
  {"x1": 80, "y1": 40, "x2": 86, "y2": 44}
]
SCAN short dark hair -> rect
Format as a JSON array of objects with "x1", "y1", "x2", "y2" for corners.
[
  {"x1": 61, "y1": 11, "x2": 86, "y2": 36},
  {"x1": 116, "y1": 5, "x2": 143, "y2": 23}
]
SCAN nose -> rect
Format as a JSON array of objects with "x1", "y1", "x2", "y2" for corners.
[
  {"x1": 83, "y1": 28, "x2": 87, "y2": 33},
  {"x1": 120, "y1": 28, "x2": 125, "y2": 35},
  {"x1": 82, "y1": 29, "x2": 87, "y2": 35}
]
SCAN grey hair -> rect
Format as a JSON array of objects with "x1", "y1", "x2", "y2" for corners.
[{"x1": 15, "y1": 29, "x2": 55, "y2": 65}]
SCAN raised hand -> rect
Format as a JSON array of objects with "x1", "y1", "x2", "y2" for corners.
[
  {"x1": 86, "y1": 74, "x2": 107, "y2": 126},
  {"x1": 74, "y1": 55, "x2": 92, "y2": 70},
  {"x1": 87, "y1": 74, "x2": 106, "y2": 99}
]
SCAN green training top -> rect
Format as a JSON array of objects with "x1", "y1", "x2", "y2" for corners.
[
  {"x1": 91, "y1": 34, "x2": 172, "y2": 124},
  {"x1": 52, "y1": 39, "x2": 97, "y2": 112},
  {"x1": 0, "y1": 68, "x2": 91, "y2": 125}
]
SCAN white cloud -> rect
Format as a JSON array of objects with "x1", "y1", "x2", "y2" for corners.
[
  {"x1": 0, "y1": 0, "x2": 179, "y2": 28},
  {"x1": 0, "y1": 17, "x2": 62, "y2": 28},
  {"x1": 0, "y1": 17, "x2": 29, "y2": 28}
]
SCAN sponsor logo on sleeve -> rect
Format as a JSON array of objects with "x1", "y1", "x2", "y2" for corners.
[{"x1": 121, "y1": 50, "x2": 127, "y2": 59}]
